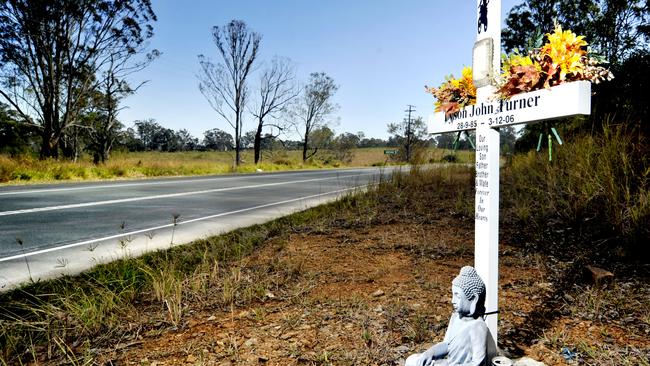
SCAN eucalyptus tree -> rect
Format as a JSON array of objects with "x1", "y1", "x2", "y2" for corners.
[
  {"x1": 502, "y1": 0, "x2": 649, "y2": 64},
  {"x1": 176, "y1": 129, "x2": 199, "y2": 151},
  {"x1": 85, "y1": 48, "x2": 160, "y2": 164},
  {"x1": 198, "y1": 20, "x2": 261, "y2": 166},
  {"x1": 0, "y1": 101, "x2": 35, "y2": 155},
  {"x1": 250, "y1": 57, "x2": 298, "y2": 164},
  {"x1": 0, "y1": 0, "x2": 156, "y2": 159},
  {"x1": 387, "y1": 116, "x2": 427, "y2": 163},
  {"x1": 292, "y1": 72, "x2": 338, "y2": 162},
  {"x1": 203, "y1": 128, "x2": 234, "y2": 151}
]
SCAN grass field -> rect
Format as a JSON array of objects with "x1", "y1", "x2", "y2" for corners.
[{"x1": 0, "y1": 147, "x2": 475, "y2": 185}]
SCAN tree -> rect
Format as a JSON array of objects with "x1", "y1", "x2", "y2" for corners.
[
  {"x1": 457, "y1": 131, "x2": 476, "y2": 150},
  {"x1": 435, "y1": 133, "x2": 457, "y2": 149},
  {"x1": 152, "y1": 127, "x2": 180, "y2": 152},
  {"x1": 251, "y1": 57, "x2": 298, "y2": 164},
  {"x1": 176, "y1": 129, "x2": 199, "y2": 151},
  {"x1": 502, "y1": 1, "x2": 593, "y2": 53},
  {"x1": 498, "y1": 126, "x2": 517, "y2": 154},
  {"x1": 0, "y1": 102, "x2": 36, "y2": 155},
  {"x1": 259, "y1": 133, "x2": 279, "y2": 151},
  {"x1": 387, "y1": 116, "x2": 428, "y2": 162},
  {"x1": 359, "y1": 137, "x2": 387, "y2": 148},
  {"x1": 122, "y1": 127, "x2": 144, "y2": 151},
  {"x1": 81, "y1": 108, "x2": 126, "y2": 163},
  {"x1": 330, "y1": 132, "x2": 361, "y2": 163},
  {"x1": 134, "y1": 119, "x2": 157, "y2": 151},
  {"x1": 198, "y1": 20, "x2": 261, "y2": 166},
  {"x1": 241, "y1": 130, "x2": 256, "y2": 149},
  {"x1": 334, "y1": 132, "x2": 361, "y2": 149},
  {"x1": 292, "y1": 72, "x2": 338, "y2": 162},
  {"x1": 592, "y1": 0, "x2": 649, "y2": 66},
  {"x1": 203, "y1": 128, "x2": 234, "y2": 151},
  {"x1": 133, "y1": 119, "x2": 177, "y2": 151},
  {"x1": 0, "y1": 0, "x2": 156, "y2": 159},
  {"x1": 309, "y1": 126, "x2": 335, "y2": 151},
  {"x1": 84, "y1": 46, "x2": 160, "y2": 164},
  {"x1": 502, "y1": 0, "x2": 648, "y2": 65}
]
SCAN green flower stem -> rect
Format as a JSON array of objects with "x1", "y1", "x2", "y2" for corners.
[
  {"x1": 465, "y1": 131, "x2": 476, "y2": 150},
  {"x1": 551, "y1": 127, "x2": 563, "y2": 145}
]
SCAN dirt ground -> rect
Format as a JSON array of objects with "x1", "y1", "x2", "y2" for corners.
[{"x1": 85, "y1": 171, "x2": 649, "y2": 366}]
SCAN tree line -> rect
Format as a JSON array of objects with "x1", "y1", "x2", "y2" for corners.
[
  {"x1": 0, "y1": 4, "x2": 345, "y2": 165},
  {"x1": 0, "y1": 6, "x2": 456, "y2": 166},
  {"x1": 112, "y1": 120, "x2": 407, "y2": 156},
  {"x1": 0, "y1": 0, "x2": 159, "y2": 163}
]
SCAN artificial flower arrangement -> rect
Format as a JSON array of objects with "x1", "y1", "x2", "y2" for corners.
[
  {"x1": 497, "y1": 25, "x2": 613, "y2": 98},
  {"x1": 425, "y1": 66, "x2": 476, "y2": 117},
  {"x1": 426, "y1": 25, "x2": 613, "y2": 116}
]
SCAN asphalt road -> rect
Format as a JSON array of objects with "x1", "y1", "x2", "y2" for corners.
[{"x1": 0, "y1": 167, "x2": 398, "y2": 291}]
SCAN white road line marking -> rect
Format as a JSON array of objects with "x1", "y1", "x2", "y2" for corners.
[
  {"x1": 0, "y1": 185, "x2": 369, "y2": 262},
  {"x1": 0, "y1": 177, "x2": 245, "y2": 196},
  {"x1": 0, "y1": 168, "x2": 375, "y2": 196},
  {"x1": 0, "y1": 173, "x2": 372, "y2": 216}
]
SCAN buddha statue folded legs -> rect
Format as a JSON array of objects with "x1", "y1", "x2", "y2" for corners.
[{"x1": 404, "y1": 266, "x2": 496, "y2": 366}]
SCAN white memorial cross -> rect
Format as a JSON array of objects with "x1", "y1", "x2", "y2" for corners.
[{"x1": 426, "y1": 0, "x2": 591, "y2": 343}]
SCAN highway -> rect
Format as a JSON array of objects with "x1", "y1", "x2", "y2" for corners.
[{"x1": 0, "y1": 167, "x2": 397, "y2": 291}]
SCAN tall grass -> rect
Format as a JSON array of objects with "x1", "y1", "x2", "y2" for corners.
[
  {"x1": 503, "y1": 121, "x2": 649, "y2": 254},
  {"x1": 0, "y1": 147, "x2": 474, "y2": 185},
  {"x1": 0, "y1": 151, "x2": 306, "y2": 184},
  {"x1": 0, "y1": 236, "x2": 233, "y2": 362}
]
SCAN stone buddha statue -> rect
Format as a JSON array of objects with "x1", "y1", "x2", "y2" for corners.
[{"x1": 405, "y1": 266, "x2": 496, "y2": 366}]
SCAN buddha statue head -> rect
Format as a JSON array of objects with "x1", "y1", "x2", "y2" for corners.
[{"x1": 451, "y1": 266, "x2": 486, "y2": 319}]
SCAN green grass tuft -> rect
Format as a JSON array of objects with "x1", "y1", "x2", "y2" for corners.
[{"x1": 503, "y1": 121, "x2": 649, "y2": 255}]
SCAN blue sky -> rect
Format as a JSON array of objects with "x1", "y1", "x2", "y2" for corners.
[{"x1": 120, "y1": 0, "x2": 523, "y2": 140}]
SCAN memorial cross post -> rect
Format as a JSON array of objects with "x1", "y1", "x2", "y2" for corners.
[
  {"x1": 473, "y1": 0, "x2": 501, "y2": 344},
  {"x1": 426, "y1": 0, "x2": 591, "y2": 344}
]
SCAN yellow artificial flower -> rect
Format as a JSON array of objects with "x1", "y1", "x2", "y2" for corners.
[
  {"x1": 460, "y1": 66, "x2": 477, "y2": 98},
  {"x1": 426, "y1": 67, "x2": 476, "y2": 115},
  {"x1": 504, "y1": 54, "x2": 536, "y2": 69},
  {"x1": 494, "y1": 25, "x2": 612, "y2": 98},
  {"x1": 461, "y1": 66, "x2": 473, "y2": 81},
  {"x1": 541, "y1": 25, "x2": 587, "y2": 80}
]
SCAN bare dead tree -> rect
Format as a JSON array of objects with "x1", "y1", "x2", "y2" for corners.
[
  {"x1": 250, "y1": 57, "x2": 298, "y2": 164},
  {"x1": 198, "y1": 20, "x2": 261, "y2": 166},
  {"x1": 292, "y1": 72, "x2": 338, "y2": 162},
  {"x1": 0, "y1": 0, "x2": 156, "y2": 159}
]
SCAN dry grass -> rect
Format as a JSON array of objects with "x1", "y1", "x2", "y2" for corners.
[
  {"x1": 503, "y1": 122, "x2": 649, "y2": 256},
  {"x1": 0, "y1": 147, "x2": 475, "y2": 185},
  {"x1": 1, "y1": 164, "x2": 648, "y2": 365},
  {"x1": 0, "y1": 150, "x2": 305, "y2": 184}
]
